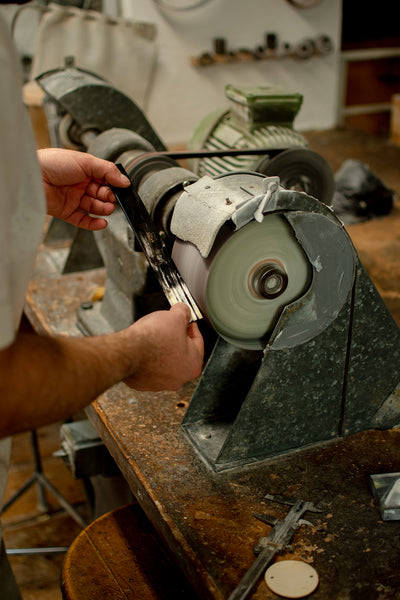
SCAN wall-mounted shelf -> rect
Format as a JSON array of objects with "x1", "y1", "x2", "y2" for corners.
[{"x1": 338, "y1": 47, "x2": 400, "y2": 135}]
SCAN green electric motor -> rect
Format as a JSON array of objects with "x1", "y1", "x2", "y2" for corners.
[{"x1": 188, "y1": 84, "x2": 334, "y2": 205}]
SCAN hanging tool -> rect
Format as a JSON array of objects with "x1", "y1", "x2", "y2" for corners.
[
  {"x1": 112, "y1": 164, "x2": 202, "y2": 322},
  {"x1": 227, "y1": 494, "x2": 322, "y2": 600}
]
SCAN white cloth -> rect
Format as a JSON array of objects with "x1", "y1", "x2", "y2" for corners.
[
  {"x1": 0, "y1": 11, "x2": 45, "y2": 351},
  {"x1": 0, "y1": 10, "x2": 45, "y2": 598},
  {"x1": 30, "y1": 3, "x2": 158, "y2": 109}
]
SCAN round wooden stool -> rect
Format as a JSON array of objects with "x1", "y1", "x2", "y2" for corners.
[{"x1": 61, "y1": 503, "x2": 198, "y2": 600}]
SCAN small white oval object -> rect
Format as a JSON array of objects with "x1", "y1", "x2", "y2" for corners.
[{"x1": 265, "y1": 560, "x2": 319, "y2": 598}]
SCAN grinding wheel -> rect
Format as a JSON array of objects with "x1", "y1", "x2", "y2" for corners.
[{"x1": 172, "y1": 213, "x2": 312, "y2": 349}]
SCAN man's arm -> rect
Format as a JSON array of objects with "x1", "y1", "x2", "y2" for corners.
[
  {"x1": 0, "y1": 304, "x2": 204, "y2": 438},
  {"x1": 0, "y1": 148, "x2": 204, "y2": 438}
]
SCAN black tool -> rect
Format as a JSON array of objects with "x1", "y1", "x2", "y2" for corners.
[{"x1": 111, "y1": 164, "x2": 202, "y2": 322}]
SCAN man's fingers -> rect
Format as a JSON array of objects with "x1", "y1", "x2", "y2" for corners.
[
  {"x1": 187, "y1": 321, "x2": 201, "y2": 340},
  {"x1": 81, "y1": 196, "x2": 116, "y2": 216},
  {"x1": 188, "y1": 323, "x2": 204, "y2": 377},
  {"x1": 97, "y1": 162, "x2": 130, "y2": 188},
  {"x1": 170, "y1": 302, "x2": 192, "y2": 326},
  {"x1": 170, "y1": 304, "x2": 204, "y2": 369},
  {"x1": 68, "y1": 212, "x2": 109, "y2": 231}
]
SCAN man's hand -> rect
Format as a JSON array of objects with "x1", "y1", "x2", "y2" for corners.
[
  {"x1": 123, "y1": 304, "x2": 204, "y2": 392},
  {"x1": 37, "y1": 148, "x2": 130, "y2": 230}
]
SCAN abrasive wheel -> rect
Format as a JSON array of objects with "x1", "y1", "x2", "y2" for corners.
[{"x1": 172, "y1": 213, "x2": 312, "y2": 349}]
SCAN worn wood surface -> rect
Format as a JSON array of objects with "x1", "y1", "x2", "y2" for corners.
[
  {"x1": 26, "y1": 129, "x2": 400, "y2": 600},
  {"x1": 61, "y1": 504, "x2": 197, "y2": 600}
]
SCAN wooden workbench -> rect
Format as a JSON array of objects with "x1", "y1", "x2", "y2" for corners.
[{"x1": 25, "y1": 129, "x2": 400, "y2": 600}]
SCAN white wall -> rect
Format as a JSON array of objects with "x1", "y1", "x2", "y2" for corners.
[{"x1": 121, "y1": 0, "x2": 343, "y2": 146}]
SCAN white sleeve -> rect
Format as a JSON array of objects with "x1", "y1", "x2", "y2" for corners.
[{"x1": 0, "y1": 14, "x2": 46, "y2": 350}]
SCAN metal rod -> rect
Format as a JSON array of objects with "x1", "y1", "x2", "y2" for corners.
[
  {"x1": 162, "y1": 147, "x2": 289, "y2": 160},
  {"x1": 7, "y1": 547, "x2": 69, "y2": 556},
  {"x1": 36, "y1": 472, "x2": 89, "y2": 529},
  {"x1": 227, "y1": 546, "x2": 278, "y2": 600},
  {"x1": 31, "y1": 429, "x2": 49, "y2": 512},
  {"x1": 0, "y1": 475, "x2": 36, "y2": 515}
]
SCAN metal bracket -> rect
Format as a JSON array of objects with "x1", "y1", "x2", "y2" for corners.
[
  {"x1": 253, "y1": 176, "x2": 280, "y2": 222},
  {"x1": 371, "y1": 472, "x2": 400, "y2": 520}
]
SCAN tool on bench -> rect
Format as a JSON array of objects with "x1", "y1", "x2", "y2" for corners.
[
  {"x1": 370, "y1": 472, "x2": 400, "y2": 521},
  {"x1": 111, "y1": 164, "x2": 202, "y2": 323},
  {"x1": 227, "y1": 494, "x2": 322, "y2": 600}
]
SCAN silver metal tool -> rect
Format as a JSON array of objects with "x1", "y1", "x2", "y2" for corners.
[
  {"x1": 227, "y1": 494, "x2": 322, "y2": 600},
  {"x1": 112, "y1": 164, "x2": 202, "y2": 322},
  {"x1": 370, "y1": 472, "x2": 400, "y2": 521}
]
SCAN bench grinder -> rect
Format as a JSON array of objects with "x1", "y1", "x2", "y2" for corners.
[{"x1": 37, "y1": 65, "x2": 400, "y2": 472}]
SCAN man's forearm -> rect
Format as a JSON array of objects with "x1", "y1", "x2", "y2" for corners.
[
  {"x1": 0, "y1": 304, "x2": 204, "y2": 439},
  {"x1": 0, "y1": 330, "x2": 137, "y2": 438}
]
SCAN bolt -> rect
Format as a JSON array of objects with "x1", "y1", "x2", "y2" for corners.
[
  {"x1": 81, "y1": 301, "x2": 93, "y2": 310},
  {"x1": 249, "y1": 262, "x2": 288, "y2": 300}
]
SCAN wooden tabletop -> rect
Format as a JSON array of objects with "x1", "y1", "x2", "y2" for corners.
[{"x1": 25, "y1": 129, "x2": 400, "y2": 600}]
